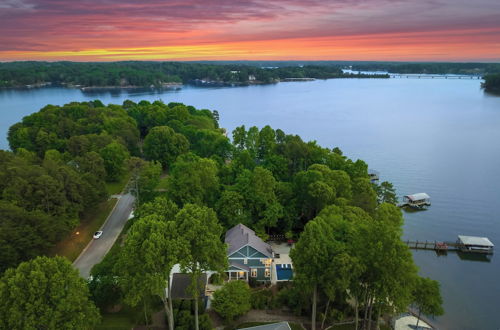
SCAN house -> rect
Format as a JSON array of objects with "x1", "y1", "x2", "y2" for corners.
[{"x1": 225, "y1": 224, "x2": 273, "y2": 282}]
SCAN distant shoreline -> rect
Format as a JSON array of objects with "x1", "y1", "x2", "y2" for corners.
[{"x1": 0, "y1": 74, "x2": 392, "y2": 90}]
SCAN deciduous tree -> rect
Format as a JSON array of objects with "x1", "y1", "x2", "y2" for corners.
[
  {"x1": 0, "y1": 256, "x2": 100, "y2": 330},
  {"x1": 176, "y1": 204, "x2": 228, "y2": 330}
]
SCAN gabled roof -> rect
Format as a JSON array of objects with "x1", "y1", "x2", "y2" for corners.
[
  {"x1": 171, "y1": 273, "x2": 207, "y2": 299},
  {"x1": 405, "y1": 193, "x2": 430, "y2": 201},
  {"x1": 225, "y1": 224, "x2": 273, "y2": 258},
  {"x1": 229, "y1": 260, "x2": 250, "y2": 272},
  {"x1": 240, "y1": 322, "x2": 291, "y2": 330}
]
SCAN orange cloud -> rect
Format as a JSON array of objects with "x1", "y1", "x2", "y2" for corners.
[{"x1": 1, "y1": 0, "x2": 499, "y2": 61}]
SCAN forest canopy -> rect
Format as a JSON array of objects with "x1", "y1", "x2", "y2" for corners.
[{"x1": 0, "y1": 61, "x2": 387, "y2": 88}]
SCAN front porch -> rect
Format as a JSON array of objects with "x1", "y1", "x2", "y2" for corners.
[{"x1": 227, "y1": 270, "x2": 249, "y2": 281}]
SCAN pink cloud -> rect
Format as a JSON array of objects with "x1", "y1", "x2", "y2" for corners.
[{"x1": 1, "y1": 0, "x2": 499, "y2": 60}]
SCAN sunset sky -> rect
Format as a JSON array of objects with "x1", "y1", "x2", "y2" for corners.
[{"x1": 1, "y1": 0, "x2": 499, "y2": 62}]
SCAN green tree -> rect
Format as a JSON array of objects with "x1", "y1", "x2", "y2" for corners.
[
  {"x1": 290, "y1": 219, "x2": 332, "y2": 330},
  {"x1": 128, "y1": 157, "x2": 161, "y2": 204},
  {"x1": 176, "y1": 204, "x2": 228, "y2": 330},
  {"x1": 351, "y1": 178, "x2": 377, "y2": 214},
  {"x1": 215, "y1": 190, "x2": 249, "y2": 228},
  {"x1": 167, "y1": 154, "x2": 220, "y2": 207},
  {"x1": 115, "y1": 215, "x2": 186, "y2": 330},
  {"x1": 412, "y1": 277, "x2": 444, "y2": 328},
  {"x1": 0, "y1": 256, "x2": 100, "y2": 330},
  {"x1": 374, "y1": 181, "x2": 398, "y2": 205},
  {"x1": 100, "y1": 141, "x2": 130, "y2": 182},
  {"x1": 212, "y1": 280, "x2": 251, "y2": 322},
  {"x1": 235, "y1": 166, "x2": 283, "y2": 232},
  {"x1": 232, "y1": 125, "x2": 247, "y2": 150},
  {"x1": 143, "y1": 126, "x2": 189, "y2": 168}
]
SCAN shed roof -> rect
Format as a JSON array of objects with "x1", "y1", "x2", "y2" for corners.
[
  {"x1": 404, "y1": 193, "x2": 430, "y2": 201},
  {"x1": 225, "y1": 224, "x2": 273, "y2": 258},
  {"x1": 239, "y1": 322, "x2": 291, "y2": 330},
  {"x1": 171, "y1": 273, "x2": 207, "y2": 299},
  {"x1": 458, "y1": 235, "x2": 494, "y2": 247}
]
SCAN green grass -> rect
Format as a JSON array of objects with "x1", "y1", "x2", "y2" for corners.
[
  {"x1": 106, "y1": 173, "x2": 131, "y2": 195},
  {"x1": 50, "y1": 198, "x2": 118, "y2": 261}
]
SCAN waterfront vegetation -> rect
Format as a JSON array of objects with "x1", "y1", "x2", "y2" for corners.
[
  {"x1": 482, "y1": 73, "x2": 500, "y2": 93},
  {"x1": 0, "y1": 99, "x2": 443, "y2": 329},
  {"x1": 0, "y1": 61, "x2": 388, "y2": 88}
]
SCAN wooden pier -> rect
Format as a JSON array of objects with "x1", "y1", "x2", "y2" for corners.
[{"x1": 405, "y1": 240, "x2": 458, "y2": 252}]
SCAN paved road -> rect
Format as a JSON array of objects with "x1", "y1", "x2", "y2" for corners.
[{"x1": 73, "y1": 193, "x2": 135, "y2": 278}]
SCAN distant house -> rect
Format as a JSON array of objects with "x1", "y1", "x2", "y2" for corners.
[{"x1": 225, "y1": 224, "x2": 273, "y2": 282}]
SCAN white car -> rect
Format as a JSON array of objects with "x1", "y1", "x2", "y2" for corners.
[{"x1": 93, "y1": 231, "x2": 103, "y2": 239}]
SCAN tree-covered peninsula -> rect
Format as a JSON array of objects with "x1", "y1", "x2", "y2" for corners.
[
  {"x1": 0, "y1": 100, "x2": 442, "y2": 329},
  {"x1": 482, "y1": 73, "x2": 500, "y2": 93},
  {"x1": 0, "y1": 61, "x2": 388, "y2": 88}
]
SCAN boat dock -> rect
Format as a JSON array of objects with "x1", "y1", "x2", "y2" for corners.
[
  {"x1": 405, "y1": 240, "x2": 458, "y2": 251},
  {"x1": 405, "y1": 236, "x2": 494, "y2": 254}
]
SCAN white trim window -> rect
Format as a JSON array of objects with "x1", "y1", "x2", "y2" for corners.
[
  {"x1": 244, "y1": 258, "x2": 248, "y2": 264},
  {"x1": 265, "y1": 268, "x2": 270, "y2": 278},
  {"x1": 251, "y1": 268, "x2": 257, "y2": 277}
]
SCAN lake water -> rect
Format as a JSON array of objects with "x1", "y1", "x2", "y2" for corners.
[{"x1": 1, "y1": 79, "x2": 500, "y2": 329}]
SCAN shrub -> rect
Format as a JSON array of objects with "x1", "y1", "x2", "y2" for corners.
[
  {"x1": 251, "y1": 289, "x2": 273, "y2": 309},
  {"x1": 212, "y1": 281, "x2": 251, "y2": 322}
]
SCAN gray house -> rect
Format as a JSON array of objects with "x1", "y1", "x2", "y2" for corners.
[{"x1": 225, "y1": 224, "x2": 273, "y2": 282}]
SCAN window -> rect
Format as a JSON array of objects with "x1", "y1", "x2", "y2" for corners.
[
  {"x1": 251, "y1": 269, "x2": 257, "y2": 277},
  {"x1": 265, "y1": 268, "x2": 270, "y2": 278},
  {"x1": 244, "y1": 258, "x2": 248, "y2": 264}
]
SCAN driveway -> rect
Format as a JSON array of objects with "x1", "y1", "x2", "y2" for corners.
[{"x1": 73, "y1": 193, "x2": 135, "y2": 278}]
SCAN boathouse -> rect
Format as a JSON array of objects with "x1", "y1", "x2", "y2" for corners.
[
  {"x1": 403, "y1": 193, "x2": 431, "y2": 208},
  {"x1": 368, "y1": 169, "x2": 380, "y2": 182},
  {"x1": 457, "y1": 235, "x2": 494, "y2": 254}
]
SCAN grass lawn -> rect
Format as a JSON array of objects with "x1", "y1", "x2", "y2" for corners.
[
  {"x1": 106, "y1": 173, "x2": 131, "y2": 195},
  {"x1": 50, "y1": 198, "x2": 118, "y2": 262}
]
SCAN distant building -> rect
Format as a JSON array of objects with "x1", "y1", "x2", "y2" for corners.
[
  {"x1": 225, "y1": 224, "x2": 273, "y2": 282},
  {"x1": 248, "y1": 75, "x2": 256, "y2": 81}
]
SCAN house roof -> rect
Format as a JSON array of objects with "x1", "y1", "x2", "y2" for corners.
[
  {"x1": 404, "y1": 193, "x2": 430, "y2": 201},
  {"x1": 225, "y1": 223, "x2": 273, "y2": 258},
  {"x1": 239, "y1": 322, "x2": 291, "y2": 330},
  {"x1": 458, "y1": 235, "x2": 494, "y2": 247},
  {"x1": 171, "y1": 273, "x2": 207, "y2": 299},
  {"x1": 229, "y1": 260, "x2": 250, "y2": 272}
]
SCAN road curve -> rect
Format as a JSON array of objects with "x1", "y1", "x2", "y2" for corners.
[{"x1": 73, "y1": 193, "x2": 135, "y2": 278}]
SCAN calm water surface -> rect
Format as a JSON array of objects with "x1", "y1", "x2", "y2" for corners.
[{"x1": 1, "y1": 79, "x2": 500, "y2": 329}]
